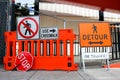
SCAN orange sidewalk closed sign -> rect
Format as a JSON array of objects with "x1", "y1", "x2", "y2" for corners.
[{"x1": 79, "y1": 22, "x2": 112, "y2": 47}]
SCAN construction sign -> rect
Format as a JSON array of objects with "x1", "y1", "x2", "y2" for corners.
[
  {"x1": 17, "y1": 16, "x2": 39, "y2": 40},
  {"x1": 79, "y1": 22, "x2": 112, "y2": 47}
]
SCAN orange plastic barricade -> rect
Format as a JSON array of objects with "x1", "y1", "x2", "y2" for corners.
[{"x1": 4, "y1": 29, "x2": 78, "y2": 71}]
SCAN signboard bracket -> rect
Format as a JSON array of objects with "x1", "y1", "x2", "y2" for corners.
[{"x1": 79, "y1": 22, "x2": 112, "y2": 72}]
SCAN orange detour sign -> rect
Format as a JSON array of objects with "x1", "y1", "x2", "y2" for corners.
[{"x1": 79, "y1": 22, "x2": 112, "y2": 47}]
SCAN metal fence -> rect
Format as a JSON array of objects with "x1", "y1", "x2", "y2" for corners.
[
  {"x1": 0, "y1": 0, "x2": 9, "y2": 64},
  {"x1": 111, "y1": 27, "x2": 120, "y2": 60}
]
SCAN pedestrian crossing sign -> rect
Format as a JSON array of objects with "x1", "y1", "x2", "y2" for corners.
[{"x1": 17, "y1": 16, "x2": 39, "y2": 40}]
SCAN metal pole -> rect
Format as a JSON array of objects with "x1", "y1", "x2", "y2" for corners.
[
  {"x1": 107, "y1": 47, "x2": 110, "y2": 71},
  {"x1": 10, "y1": 0, "x2": 16, "y2": 31},
  {"x1": 35, "y1": 0, "x2": 39, "y2": 15},
  {"x1": 7, "y1": 0, "x2": 11, "y2": 31},
  {"x1": 99, "y1": 10, "x2": 104, "y2": 21},
  {"x1": 82, "y1": 53, "x2": 85, "y2": 72},
  {"x1": 64, "y1": 19, "x2": 66, "y2": 29},
  {"x1": 40, "y1": 12, "x2": 64, "y2": 21}
]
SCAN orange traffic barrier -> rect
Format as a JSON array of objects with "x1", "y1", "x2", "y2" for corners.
[{"x1": 4, "y1": 29, "x2": 78, "y2": 71}]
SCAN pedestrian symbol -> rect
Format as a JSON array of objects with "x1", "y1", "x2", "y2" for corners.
[
  {"x1": 24, "y1": 21, "x2": 31, "y2": 35},
  {"x1": 17, "y1": 16, "x2": 39, "y2": 40},
  {"x1": 92, "y1": 24, "x2": 97, "y2": 33}
]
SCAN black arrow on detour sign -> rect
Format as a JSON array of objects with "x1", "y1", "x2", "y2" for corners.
[
  {"x1": 89, "y1": 41, "x2": 103, "y2": 45},
  {"x1": 49, "y1": 29, "x2": 56, "y2": 33}
]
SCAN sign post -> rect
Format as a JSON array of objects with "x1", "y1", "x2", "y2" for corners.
[{"x1": 79, "y1": 22, "x2": 112, "y2": 71}]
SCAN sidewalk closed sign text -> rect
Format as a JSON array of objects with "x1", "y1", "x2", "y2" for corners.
[{"x1": 82, "y1": 53, "x2": 109, "y2": 59}]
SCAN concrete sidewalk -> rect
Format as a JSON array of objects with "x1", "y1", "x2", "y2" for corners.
[
  {"x1": 0, "y1": 65, "x2": 120, "y2": 80},
  {"x1": 85, "y1": 67, "x2": 120, "y2": 80}
]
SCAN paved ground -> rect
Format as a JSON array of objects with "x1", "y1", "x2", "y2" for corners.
[
  {"x1": 0, "y1": 65, "x2": 94, "y2": 80},
  {"x1": 85, "y1": 67, "x2": 120, "y2": 80},
  {"x1": 1, "y1": 64, "x2": 120, "y2": 80},
  {"x1": 0, "y1": 69, "x2": 92, "y2": 80}
]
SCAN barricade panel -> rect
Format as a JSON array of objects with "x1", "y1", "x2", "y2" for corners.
[
  {"x1": 37, "y1": 40, "x2": 40, "y2": 56},
  {"x1": 56, "y1": 40, "x2": 60, "y2": 56},
  {"x1": 4, "y1": 29, "x2": 78, "y2": 71}
]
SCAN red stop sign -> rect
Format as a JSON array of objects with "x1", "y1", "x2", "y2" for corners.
[{"x1": 15, "y1": 51, "x2": 34, "y2": 71}]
